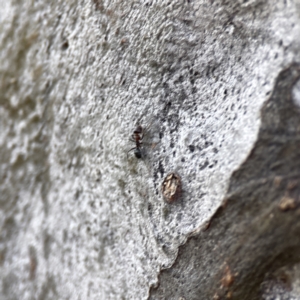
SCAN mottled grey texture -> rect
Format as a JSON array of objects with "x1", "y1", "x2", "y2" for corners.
[
  {"x1": 150, "y1": 63, "x2": 300, "y2": 300},
  {"x1": 0, "y1": 0, "x2": 300, "y2": 299}
]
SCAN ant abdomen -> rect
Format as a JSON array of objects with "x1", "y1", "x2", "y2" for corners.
[{"x1": 134, "y1": 148, "x2": 142, "y2": 159}]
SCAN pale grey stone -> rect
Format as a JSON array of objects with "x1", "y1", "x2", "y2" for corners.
[{"x1": 1, "y1": 1, "x2": 300, "y2": 299}]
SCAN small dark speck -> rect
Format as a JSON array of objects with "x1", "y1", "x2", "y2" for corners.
[
  {"x1": 200, "y1": 160, "x2": 209, "y2": 170},
  {"x1": 213, "y1": 148, "x2": 218, "y2": 154},
  {"x1": 181, "y1": 157, "x2": 185, "y2": 162},
  {"x1": 62, "y1": 41, "x2": 69, "y2": 50},
  {"x1": 159, "y1": 132, "x2": 163, "y2": 139},
  {"x1": 189, "y1": 145, "x2": 195, "y2": 152},
  {"x1": 177, "y1": 213, "x2": 182, "y2": 221},
  {"x1": 158, "y1": 161, "x2": 165, "y2": 177}
]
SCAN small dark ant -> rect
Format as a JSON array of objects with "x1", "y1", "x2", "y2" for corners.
[{"x1": 128, "y1": 125, "x2": 144, "y2": 159}]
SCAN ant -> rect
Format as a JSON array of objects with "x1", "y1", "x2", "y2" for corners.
[{"x1": 128, "y1": 125, "x2": 144, "y2": 159}]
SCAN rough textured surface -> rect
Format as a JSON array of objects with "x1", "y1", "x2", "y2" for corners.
[
  {"x1": 150, "y1": 63, "x2": 300, "y2": 300},
  {"x1": 0, "y1": 0, "x2": 300, "y2": 299}
]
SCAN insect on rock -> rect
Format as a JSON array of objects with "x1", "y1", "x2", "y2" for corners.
[
  {"x1": 162, "y1": 172, "x2": 182, "y2": 203},
  {"x1": 127, "y1": 115, "x2": 158, "y2": 159},
  {"x1": 128, "y1": 125, "x2": 144, "y2": 159}
]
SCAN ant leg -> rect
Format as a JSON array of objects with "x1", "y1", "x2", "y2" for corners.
[
  {"x1": 151, "y1": 141, "x2": 160, "y2": 150},
  {"x1": 140, "y1": 120, "x2": 153, "y2": 141},
  {"x1": 127, "y1": 147, "x2": 136, "y2": 159},
  {"x1": 146, "y1": 120, "x2": 153, "y2": 131}
]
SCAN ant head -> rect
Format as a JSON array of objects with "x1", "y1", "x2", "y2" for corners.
[
  {"x1": 134, "y1": 148, "x2": 142, "y2": 159},
  {"x1": 134, "y1": 125, "x2": 143, "y2": 134}
]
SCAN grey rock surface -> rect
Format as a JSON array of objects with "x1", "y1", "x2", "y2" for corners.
[{"x1": 0, "y1": 0, "x2": 300, "y2": 299}]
